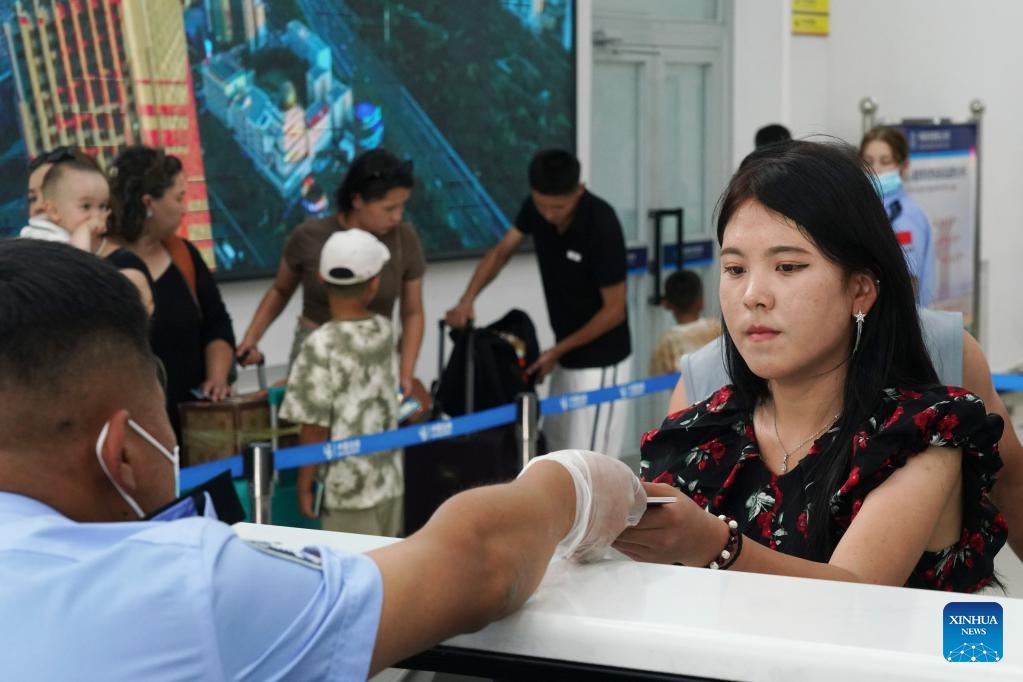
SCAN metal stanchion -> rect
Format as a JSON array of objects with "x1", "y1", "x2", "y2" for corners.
[
  {"x1": 515, "y1": 392, "x2": 539, "y2": 472},
  {"x1": 267, "y1": 386, "x2": 287, "y2": 453},
  {"x1": 859, "y1": 96, "x2": 878, "y2": 134},
  {"x1": 243, "y1": 441, "x2": 274, "y2": 525}
]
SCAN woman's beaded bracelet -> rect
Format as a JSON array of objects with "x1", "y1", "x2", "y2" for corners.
[{"x1": 707, "y1": 515, "x2": 743, "y2": 570}]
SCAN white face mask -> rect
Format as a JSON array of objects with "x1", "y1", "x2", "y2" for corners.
[{"x1": 95, "y1": 419, "x2": 180, "y2": 519}]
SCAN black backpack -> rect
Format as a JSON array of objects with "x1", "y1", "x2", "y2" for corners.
[{"x1": 436, "y1": 309, "x2": 540, "y2": 416}]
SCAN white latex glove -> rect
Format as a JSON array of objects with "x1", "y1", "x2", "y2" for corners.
[{"x1": 521, "y1": 449, "x2": 647, "y2": 562}]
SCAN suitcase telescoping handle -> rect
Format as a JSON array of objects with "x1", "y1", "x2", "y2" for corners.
[
  {"x1": 431, "y1": 319, "x2": 446, "y2": 419},
  {"x1": 465, "y1": 320, "x2": 475, "y2": 414},
  {"x1": 436, "y1": 319, "x2": 446, "y2": 386},
  {"x1": 435, "y1": 318, "x2": 476, "y2": 416},
  {"x1": 234, "y1": 354, "x2": 268, "y2": 392}
]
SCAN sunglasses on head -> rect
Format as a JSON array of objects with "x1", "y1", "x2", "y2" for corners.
[
  {"x1": 27, "y1": 146, "x2": 79, "y2": 173},
  {"x1": 365, "y1": 158, "x2": 414, "y2": 182}
]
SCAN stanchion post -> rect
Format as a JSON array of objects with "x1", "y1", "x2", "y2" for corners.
[
  {"x1": 515, "y1": 392, "x2": 539, "y2": 472},
  {"x1": 859, "y1": 96, "x2": 878, "y2": 135},
  {"x1": 267, "y1": 386, "x2": 287, "y2": 453},
  {"x1": 243, "y1": 441, "x2": 274, "y2": 525}
]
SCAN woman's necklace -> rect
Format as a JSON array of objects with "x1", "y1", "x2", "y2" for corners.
[{"x1": 773, "y1": 407, "x2": 841, "y2": 474}]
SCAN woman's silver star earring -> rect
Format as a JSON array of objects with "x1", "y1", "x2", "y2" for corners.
[{"x1": 853, "y1": 310, "x2": 866, "y2": 354}]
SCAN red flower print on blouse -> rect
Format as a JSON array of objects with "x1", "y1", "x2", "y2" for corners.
[
  {"x1": 698, "y1": 438, "x2": 727, "y2": 464},
  {"x1": 706, "y1": 386, "x2": 733, "y2": 413},
  {"x1": 936, "y1": 413, "x2": 960, "y2": 442},
  {"x1": 640, "y1": 428, "x2": 659, "y2": 448},
  {"x1": 882, "y1": 405, "x2": 904, "y2": 430},
  {"x1": 796, "y1": 510, "x2": 809, "y2": 537},
  {"x1": 651, "y1": 470, "x2": 674, "y2": 485},
  {"x1": 665, "y1": 405, "x2": 696, "y2": 423},
  {"x1": 755, "y1": 510, "x2": 774, "y2": 538},
  {"x1": 912, "y1": 406, "x2": 939, "y2": 433},
  {"x1": 946, "y1": 386, "x2": 972, "y2": 398},
  {"x1": 838, "y1": 466, "x2": 861, "y2": 495},
  {"x1": 646, "y1": 384, "x2": 1005, "y2": 593},
  {"x1": 853, "y1": 431, "x2": 870, "y2": 453},
  {"x1": 968, "y1": 532, "x2": 985, "y2": 554}
]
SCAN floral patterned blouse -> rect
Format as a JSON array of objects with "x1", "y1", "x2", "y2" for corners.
[{"x1": 640, "y1": 385, "x2": 1006, "y2": 593}]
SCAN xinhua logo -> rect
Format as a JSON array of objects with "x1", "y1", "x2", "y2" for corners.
[{"x1": 944, "y1": 602, "x2": 1002, "y2": 662}]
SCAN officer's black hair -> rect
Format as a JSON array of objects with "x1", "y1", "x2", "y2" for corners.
[{"x1": 0, "y1": 240, "x2": 152, "y2": 395}]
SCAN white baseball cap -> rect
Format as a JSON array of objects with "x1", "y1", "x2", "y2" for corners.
[{"x1": 319, "y1": 229, "x2": 391, "y2": 285}]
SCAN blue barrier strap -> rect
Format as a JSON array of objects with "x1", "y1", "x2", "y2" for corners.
[
  {"x1": 179, "y1": 372, "x2": 683, "y2": 482},
  {"x1": 626, "y1": 259, "x2": 714, "y2": 276},
  {"x1": 273, "y1": 403, "x2": 517, "y2": 471},
  {"x1": 539, "y1": 372, "x2": 680, "y2": 417},
  {"x1": 180, "y1": 454, "x2": 244, "y2": 492},
  {"x1": 993, "y1": 373, "x2": 1023, "y2": 392}
]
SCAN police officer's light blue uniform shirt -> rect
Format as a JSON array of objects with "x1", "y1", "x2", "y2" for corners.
[
  {"x1": 887, "y1": 186, "x2": 936, "y2": 306},
  {"x1": 0, "y1": 492, "x2": 383, "y2": 680}
]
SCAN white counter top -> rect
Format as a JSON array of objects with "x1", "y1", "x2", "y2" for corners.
[{"x1": 234, "y1": 522, "x2": 1022, "y2": 681}]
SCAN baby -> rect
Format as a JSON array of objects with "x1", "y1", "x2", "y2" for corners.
[{"x1": 21, "y1": 158, "x2": 110, "y2": 253}]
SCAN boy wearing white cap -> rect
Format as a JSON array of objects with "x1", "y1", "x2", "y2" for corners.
[{"x1": 280, "y1": 228, "x2": 404, "y2": 537}]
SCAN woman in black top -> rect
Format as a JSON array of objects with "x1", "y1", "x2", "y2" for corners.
[
  {"x1": 98, "y1": 246, "x2": 154, "y2": 313},
  {"x1": 106, "y1": 146, "x2": 235, "y2": 442}
]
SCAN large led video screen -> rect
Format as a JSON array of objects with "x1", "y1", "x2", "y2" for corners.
[{"x1": 0, "y1": 0, "x2": 575, "y2": 280}]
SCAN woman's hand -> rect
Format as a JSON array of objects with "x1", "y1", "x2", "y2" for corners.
[
  {"x1": 399, "y1": 374, "x2": 413, "y2": 398},
  {"x1": 235, "y1": 339, "x2": 264, "y2": 366},
  {"x1": 612, "y1": 482, "x2": 727, "y2": 566},
  {"x1": 297, "y1": 485, "x2": 317, "y2": 519},
  {"x1": 200, "y1": 377, "x2": 233, "y2": 402},
  {"x1": 297, "y1": 464, "x2": 319, "y2": 519}
]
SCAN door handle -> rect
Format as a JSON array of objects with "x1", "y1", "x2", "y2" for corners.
[{"x1": 647, "y1": 208, "x2": 684, "y2": 305}]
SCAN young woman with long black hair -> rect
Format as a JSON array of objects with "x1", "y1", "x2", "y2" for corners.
[{"x1": 614, "y1": 141, "x2": 1004, "y2": 592}]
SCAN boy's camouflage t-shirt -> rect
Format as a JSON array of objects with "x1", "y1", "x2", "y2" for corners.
[{"x1": 280, "y1": 315, "x2": 402, "y2": 511}]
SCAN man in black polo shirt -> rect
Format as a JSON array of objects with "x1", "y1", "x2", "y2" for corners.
[{"x1": 446, "y1": 149, "x2": 631, "y2": 454}]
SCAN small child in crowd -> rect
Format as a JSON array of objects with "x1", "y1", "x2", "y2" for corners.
[
  {"x1": 649, "y1": 269, "x2": 722, "y2": 375},
  {"x1": 280, "y1": 228, "x2": 405, "y2": 537},
  {"x1": 20, "y1": 157, "x2": 110, "y2": 254}
]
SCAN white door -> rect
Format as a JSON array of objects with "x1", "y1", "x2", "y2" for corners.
[{"x1": 589, "y1": 0, "x2": 731, "y2": 459}]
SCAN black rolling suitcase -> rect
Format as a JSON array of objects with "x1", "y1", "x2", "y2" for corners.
[{"x1": 403, "y1": 312, "x2": 545, "y2": 535}]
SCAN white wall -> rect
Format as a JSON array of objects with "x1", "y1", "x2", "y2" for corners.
[
  {"x1": 734, "y1": 0, "x2": 1023, "y2": 370},
  {"x1": 731, "y1": 0, "x2": 791, "y2": 168}
]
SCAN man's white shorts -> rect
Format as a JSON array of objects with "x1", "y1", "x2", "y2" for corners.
[{"x1": 543, "y1": 355, "x2": 632, "y2": 457}]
